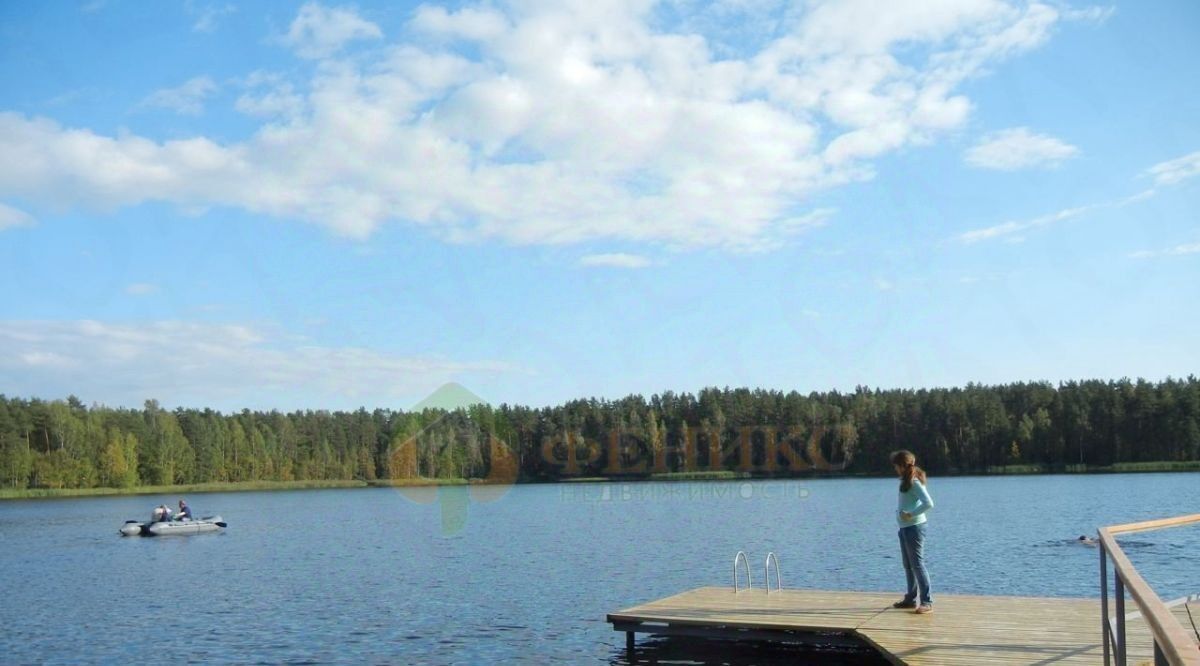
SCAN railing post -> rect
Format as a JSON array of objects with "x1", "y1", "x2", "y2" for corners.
[
  {"x1": 1115, "y1": 574, "x2": 1126, "y2": 666},
  {"x1": 1098, "y1": 513, "x2": 1200, "y2": 666},
  {"x1": 1101, "y1": 544, "x2": 1110, "y2": 666},
  {"x1": 1153, "y1": 640, "x2": 1168, "y2": 666}
]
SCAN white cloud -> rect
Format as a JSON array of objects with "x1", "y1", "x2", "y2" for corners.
[
  {"x1": 125, "y1": 283, "x2": 161, "y2": 296},
  {"x1": 1130, "y1": 242, "x2": 1200, "y2": 259},
  {"x1": 774, "y1": 208, "x2": 835, "y2": 239},
  {"x1": 0, "y1": 112, "x2": 242, "y2": 210},
  {"x1": 965, "y1": 127, "x2": 1079, "y2": 170},
  {"x1": 0, "y1": 1, "x2": 1079, "y2": 252},
  {"x1": 1117, "y1": 188, "x2": 1156, "y2": 206},
  {"x1": 957, "y1": 203, "x2": 1093, "y2": 243},
  {"x1": 19, "y1": 351, "x2": 74, "y2": 368},
  {"x1": 0, "y1": 320, "x2": 519, "y2": 410},
  {"x1": 1145, "y1": 150, "x2": 1200, "y2": 186},
  {"x1": 140, "y1": 76, "x2": 218, "y2": 115},
  {"x1": 235, "y1": 71, "x2": 304, "y2": 119},
  {"x1": 282, "y1": 2, "x2": 382, "y2": 59},
  {"x1": 791, "y1": 0, "x2": 1014, "y2": 56},
  {"x1": 0, "y1": 202, "x2": 35, "y2": 230},
  {"x1": 1061, "y1": 5, "x2": 1115, "y2": 23},
  {"x1": 957, "y1": 149, "x2": 1200, "y2": 243},
  {"x1": 187, "y1": 1, "x2": 237, "y2": 33},
  {"x1": 578, "y1": 253, "x2": 652, "y2": 268},
  {"x1": 411, "y1": 5, "x2": 509, "y2": 42}
]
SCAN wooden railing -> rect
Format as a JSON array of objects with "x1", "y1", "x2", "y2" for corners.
[{"x1": 1099, "y1": 513, "x2": 1200, "y2": 666}]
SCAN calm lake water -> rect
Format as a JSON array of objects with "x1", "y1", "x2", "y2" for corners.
[{"x1": 1, "y1": 473, "x2": 1197, "y2": 665}]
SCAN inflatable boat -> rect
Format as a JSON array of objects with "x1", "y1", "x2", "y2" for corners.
[{"x1": 120, "y1": 516, "x2": 226, "y2": 536}]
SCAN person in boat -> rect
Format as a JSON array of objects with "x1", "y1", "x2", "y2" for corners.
[
  {"x1": 176, "y1": 499, "x2": 193, "y2": 521},
  {"x1": 151, "y1": 505, "x2": 165, "y2": 522},
  {"x1": 160, "y1": 504, "x2": 173, "y2": 522}
]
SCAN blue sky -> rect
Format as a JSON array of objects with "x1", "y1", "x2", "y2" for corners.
[{"x1": 0, "y1": 0, "x2": 1197, "y2": 412}]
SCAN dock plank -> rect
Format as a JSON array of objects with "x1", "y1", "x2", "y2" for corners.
[
  {"x1": 610, "y1": 586, "x2": 894, "y2": 631},
  {"x1": 608, "y1": 587, "x2": 1193, "y2": 665}
]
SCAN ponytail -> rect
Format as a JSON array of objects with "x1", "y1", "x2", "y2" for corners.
[{"x1": 890, "y1": 449, "x2": 927, "y2": 492}]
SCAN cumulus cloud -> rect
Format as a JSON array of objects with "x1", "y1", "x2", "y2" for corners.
[
  {"x1": 282, "y1": 2, "x2": 382, "y2": 59},
  {"x1": 0, "y1": 320, "x2": 519, "y2": 410},
  {"x1": 1146, "y1": 150, "x2": 1200, "y2": 186},
  {"x1": 1, "y1": 1, "x2": 1079, "y2": 251},
  {"x1": 140, "y1": 76, "x2": 218, "y2": 115},
  {"x1": 0, "y1": 112, "x2": 243, "y2": 211},
  {"x1": 578, "y1": 253, "x2": 652, "y2": 268},
  {"x1": 0, "y1": 202, "x2": 35, "y2": 230},
  {"x1": 965, "y1": 127, "x2": 1079, "y2": 170},
  {"x1": 234, "y1": 71, "x2": 305, "y2": 119},
  {"x1": 411, "y1": 5, "x2": 509, "y2": 42}
]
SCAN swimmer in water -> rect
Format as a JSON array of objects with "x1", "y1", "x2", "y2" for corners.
[{"x1": 1077, "y1": 535, "x2": 1098, "y2": 546}]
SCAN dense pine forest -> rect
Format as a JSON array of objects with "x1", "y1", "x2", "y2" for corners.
[{"x1": 1, "y1": 377, "x2": 1198, "y2": 490}]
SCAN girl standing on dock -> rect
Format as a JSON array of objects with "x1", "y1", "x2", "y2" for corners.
[{"x1": 891, "y1": 449, "x2": 934, "y2": 614}]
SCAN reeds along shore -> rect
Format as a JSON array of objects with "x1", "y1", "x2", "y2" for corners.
[{"x1": 4, "y1": 461, "x2": 1200, "y2": 500}]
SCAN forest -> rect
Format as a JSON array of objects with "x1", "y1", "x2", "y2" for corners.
[{"x1": 1, "y1": 377, "x2": 1198, "y2": 490}]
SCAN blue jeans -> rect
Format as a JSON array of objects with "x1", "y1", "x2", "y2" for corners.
[{"x1": 899, "y1": 523, "x2": 932, "y2": 605}]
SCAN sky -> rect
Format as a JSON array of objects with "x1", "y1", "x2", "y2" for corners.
[{"x1": 0, "y1": 0, "x2": 1197, "y2": 413}]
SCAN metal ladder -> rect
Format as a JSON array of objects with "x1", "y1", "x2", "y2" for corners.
[
  {"x1": 765, "y1": 552, "x2": 782, "y2": 594},
  {"x1": 733, "y1": 551, "x2": 753, "y2": 592},
  {"x1": 732, "y1": 551, "x2": 783, "y2": 593}
]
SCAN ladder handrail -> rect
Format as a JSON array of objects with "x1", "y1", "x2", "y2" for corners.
[
  {"x1": 733, "y1": 551, "x2": 753, "y2": 593},
  {"x1": 765, "y1": 552, "x2": 782, "y2": 594}
]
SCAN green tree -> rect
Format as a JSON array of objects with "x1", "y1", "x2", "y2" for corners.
[{"x1": 100, "y1": 428, "x2": 139, "y2": 488}]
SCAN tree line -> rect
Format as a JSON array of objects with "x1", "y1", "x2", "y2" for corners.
[{"x1": 1, "y1": 376, "x2": 1198, "y2": 490}]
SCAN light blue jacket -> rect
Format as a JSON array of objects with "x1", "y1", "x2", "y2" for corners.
[{"x1": 897, "y1": 478, "x2": 934, "y2": 527}]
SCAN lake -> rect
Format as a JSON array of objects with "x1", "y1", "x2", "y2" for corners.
[{"x1": 1, "y1": 473, "x2": 1197, "y2": 664}]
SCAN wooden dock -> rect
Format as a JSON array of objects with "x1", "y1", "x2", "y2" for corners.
[{"x1": 608, "y1": 586, "x2": 1197, "y2": 665}]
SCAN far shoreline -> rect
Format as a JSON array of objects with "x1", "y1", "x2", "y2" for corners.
[{"x1": 2, "y1": 461, "x2": 1198, "y2": 501}]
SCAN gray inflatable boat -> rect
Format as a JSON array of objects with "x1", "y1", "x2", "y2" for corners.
[{"x1": 120, "y1": 516, "x2": 226, "y2": 536}]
